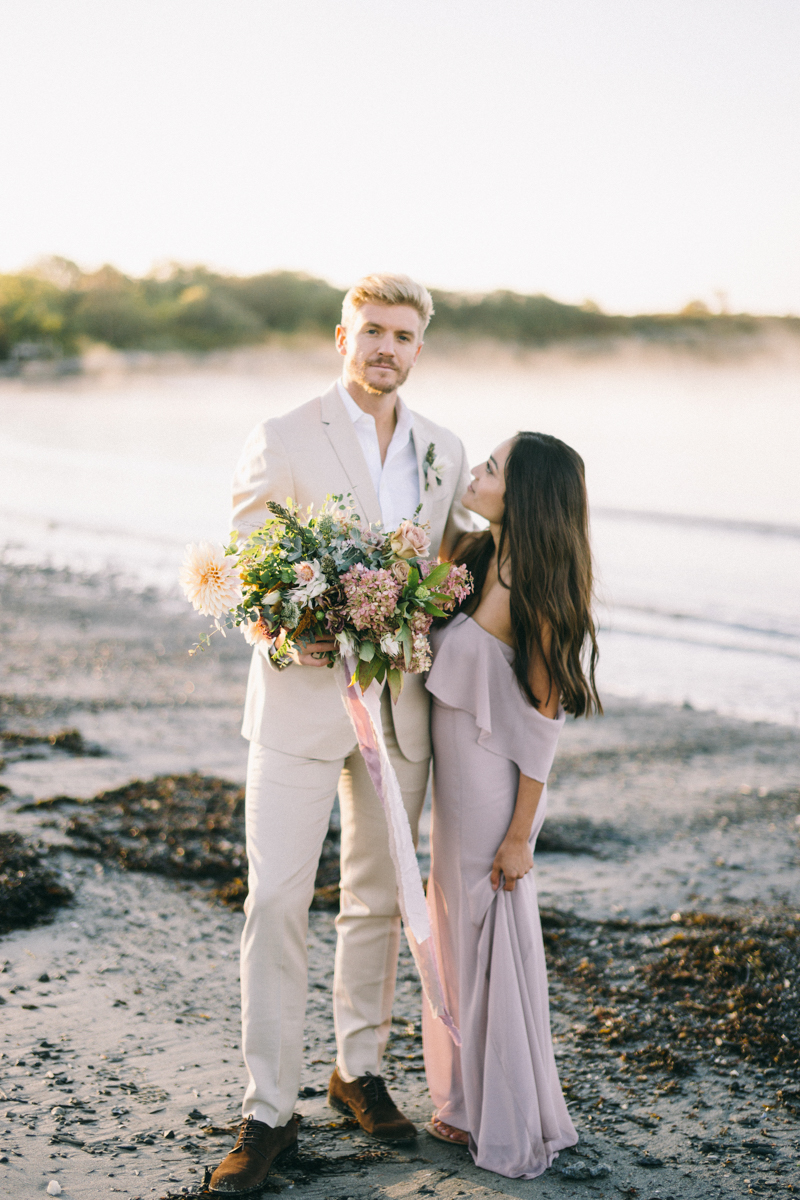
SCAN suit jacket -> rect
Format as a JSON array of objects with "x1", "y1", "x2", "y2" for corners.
[{"x1": 232, "y1": 382, "x2": 474, "y2": 762}]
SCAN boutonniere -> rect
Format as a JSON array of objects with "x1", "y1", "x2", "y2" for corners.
[{"x1": 423, "y1": 442, "x2": 451, "y2": 491}]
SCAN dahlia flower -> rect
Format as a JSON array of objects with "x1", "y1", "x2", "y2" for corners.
[
  {"x1": 180, "y1": 543, "x2": 242, "y2": 618},
  {"x1": 242, "y1": 614, "x2": 274, "y2": 646}
]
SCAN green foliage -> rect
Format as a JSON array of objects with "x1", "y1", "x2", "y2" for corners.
[
  {"x1": 0, "y1": 256, "x2": 793, "y2": 361},
  {"x1": 0, "y1": 272, "x2": 75, "y2": 359}
]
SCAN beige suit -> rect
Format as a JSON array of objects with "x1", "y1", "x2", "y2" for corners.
[{"x1": 232, "y1": 383, "x2": 472, "y2": 1126}]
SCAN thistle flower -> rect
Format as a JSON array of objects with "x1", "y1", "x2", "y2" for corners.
[
  {"x1": 287, "y1": 560, "x2": 329, "y2": 603},
  {"x1": 380, "y1": 632, "x2": 402, "y2": 658},
  {"x1": 336, "y1": 629, "x2": 360, "y2": 659},
  {"x1": 180, "y1": 542, "x2": 242, "y2": 618}
]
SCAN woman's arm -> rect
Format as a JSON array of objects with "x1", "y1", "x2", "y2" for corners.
[
  {"x1": 490, "y1": 773, "x2": 544, "y2": 892},
  {"x1": 529, "y1": 622, "x2": 560, "y2": 719}
]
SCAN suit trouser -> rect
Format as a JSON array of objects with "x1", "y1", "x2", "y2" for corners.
[{"x1": 240, "y1": 689, "x2": 430, "y2": 1127}]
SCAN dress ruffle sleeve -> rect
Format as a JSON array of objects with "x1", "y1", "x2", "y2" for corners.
[{"x1": 426, "y1": 613, "x2": 565, "y2": 781}]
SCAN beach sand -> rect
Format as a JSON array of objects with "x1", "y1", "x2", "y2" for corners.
[{"x1": 1, "y1": 561, "x2": 798, "y2": 1199}]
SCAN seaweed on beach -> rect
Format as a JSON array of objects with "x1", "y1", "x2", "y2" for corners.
[
  {"x1": 0, "y1": 727, "x2": 106, "y2": 768},
  {"x1": 59, "y1": 772, "x2": 341, "y2": 910},
  {"x1": 542, "y1": 908, "x2": 800, "y2": 1074},
  {"x1": 64, "y1": 773, "x2": 248, "y2": 878},
  {"x1": 0, "y1": 832, "x2": 73, "y2": 935}
]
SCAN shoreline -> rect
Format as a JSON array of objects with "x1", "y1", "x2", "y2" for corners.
[
  {"x1": 1, "y1": 562, "x2": 799, "y2": 1199},
  {"x1": 4, "y1": 323, "x2": 800, "y2": 386}
]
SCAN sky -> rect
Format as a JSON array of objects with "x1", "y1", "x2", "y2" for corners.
[{"x1": 1, "y1": 0, "x2": 799, "y2": 314}]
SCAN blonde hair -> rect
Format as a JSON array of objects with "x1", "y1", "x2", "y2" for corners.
[{"x1": 341, "y1": 273, "x2": 434, "y2": 335}]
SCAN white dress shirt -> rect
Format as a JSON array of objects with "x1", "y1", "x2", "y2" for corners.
[{"x1": 337, "y1": 380, "x2": 420, "y2": 531}]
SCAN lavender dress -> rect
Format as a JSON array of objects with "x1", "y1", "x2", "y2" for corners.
[{"x1": 422, "y1": 613, "x2": 577, "y2": 1179}]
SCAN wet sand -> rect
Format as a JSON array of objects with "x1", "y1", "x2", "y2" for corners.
[{"x1": 1, "y1": 561, "x2": 799, "y2": 1199}]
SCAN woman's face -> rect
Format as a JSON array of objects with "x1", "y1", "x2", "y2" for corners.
[{"x1": 462, "y1": 438, "x2": 514, "y2": 524}]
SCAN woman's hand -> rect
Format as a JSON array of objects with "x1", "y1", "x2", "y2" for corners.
[
  {"x1": 296, "y1": 638, "x2": 338, "y2": 666},
  {"x1": 490, "y1": 836, "x2": 533, "y2": 892}
]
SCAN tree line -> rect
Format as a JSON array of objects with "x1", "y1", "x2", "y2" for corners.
[{"x1": 0, "y1": 257, "x2": 789, "y2": 362}]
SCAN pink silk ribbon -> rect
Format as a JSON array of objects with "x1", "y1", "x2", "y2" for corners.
[{"x1": 339, "y1": 656, "x2": 461, "y2": 1047}]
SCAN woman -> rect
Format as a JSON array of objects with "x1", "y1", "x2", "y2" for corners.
[{"x1": 422, "y1": 431, "x2": 601, "y2": 1179}]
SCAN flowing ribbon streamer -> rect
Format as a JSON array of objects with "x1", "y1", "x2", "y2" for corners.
[{"x1": 338, "y1": 656, "x2": 461, "y2": 1047}]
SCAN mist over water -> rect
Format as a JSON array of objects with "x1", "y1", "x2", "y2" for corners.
[{"x1": 2, "y1": 342, "x2": 798, "y2": 725}]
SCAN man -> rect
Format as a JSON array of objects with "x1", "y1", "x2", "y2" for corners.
[{"x1": 210, "y1": 274, "x2": 473, "y2": 1195}]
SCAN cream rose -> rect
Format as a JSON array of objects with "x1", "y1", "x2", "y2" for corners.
[{"x1": 389, "y1": 520, "x2": 431, "y2": 561}]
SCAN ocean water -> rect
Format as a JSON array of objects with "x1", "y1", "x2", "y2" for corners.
[{"x1": 1, "y1": 343, "x2": 798, "y2": 725}]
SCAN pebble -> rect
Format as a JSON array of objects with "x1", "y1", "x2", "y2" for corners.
[{"x1": 46, "y1": 1183, "x2": 62, "y2": 1196}]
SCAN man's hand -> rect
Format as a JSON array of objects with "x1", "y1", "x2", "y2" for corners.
[
  {"x1": 296, "y1": 638, "x2": 338, "y2": 667},
  {"x1": 490, "y1": 836, "x2": 533, "y2": 892}
]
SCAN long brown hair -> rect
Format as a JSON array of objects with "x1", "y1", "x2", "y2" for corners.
[{"x1": 454, "y1": 432, "x2": 601, "y2": 717}]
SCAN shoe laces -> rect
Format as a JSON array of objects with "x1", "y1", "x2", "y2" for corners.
[
  {"x1": 360, "y1": 1071, "x2": 390, "y2": 1111},
  {"x1": 234, "y1": 1116, "x2": 268, "y2": 1150}
]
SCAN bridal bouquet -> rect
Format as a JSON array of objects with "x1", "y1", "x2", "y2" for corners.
[{"x1": 180, "y1": 495, "x2": 471, "y2": 699}]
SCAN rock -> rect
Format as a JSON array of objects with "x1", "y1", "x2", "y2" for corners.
[
  {"x1": 742, "y1": 1139, "x2": 776, "y2": 1157},
  {"x1": 559, "y1": 1159, "x2": 612, "y2": 1180},
  {"x1": 635, "y1": 1154, "x2": 664, "y2": 1167},
  {"x1": 46, "y1": 1183, "x2": 62, "y2": 1196}
]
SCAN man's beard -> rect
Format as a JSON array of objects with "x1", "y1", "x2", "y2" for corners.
[{"x1": 351, "y1": 356, "x2": 411, "y2": 395}]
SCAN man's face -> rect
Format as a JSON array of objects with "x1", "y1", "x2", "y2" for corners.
[{"x1": 336, "y1": 303, "x2": 424, "y2": 395}]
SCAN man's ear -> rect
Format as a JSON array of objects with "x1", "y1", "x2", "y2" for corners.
[
  {"x1": 413, "y1": 340, "x2": 424, "y2": 365},
  {"x1": 335, "y1": 323, "x2": 348, "y2": 357}
]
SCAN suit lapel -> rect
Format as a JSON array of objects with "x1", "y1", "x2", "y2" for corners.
[
  {"x1": 319, "y1": 384, "x2": 382, "y2": 527},
  {"x1": 411, "y1": 412, "x2": 436, "y2": 529}
]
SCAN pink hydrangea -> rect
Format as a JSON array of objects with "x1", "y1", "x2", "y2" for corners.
[
  {"x1": 409, "y1": 632, "x2": 432, "y2": 673},
  {"x1": 341, "y1": 564, "x2": 402, "y2": 635},
  {"x1": 409, "y1": 609, "x2": 433, "y2": 635},
  {"x1": 440, "y1": 563, "x2": 472, "y2": 609}
]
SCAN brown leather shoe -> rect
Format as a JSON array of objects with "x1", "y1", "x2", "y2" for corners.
[
  {"x1": 328, "y1": 1068, "x2": 417, "y2": 1141},
  {"x1": 209, "y1": 1114, "x2": 298, "y2": 1195}
]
